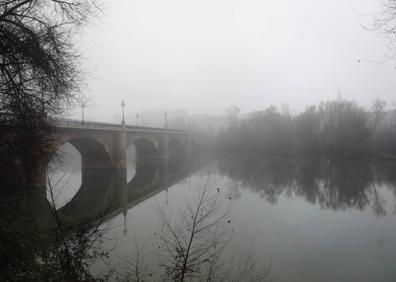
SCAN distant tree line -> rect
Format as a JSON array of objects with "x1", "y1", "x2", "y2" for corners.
[{"x1": 216, "y1": 99, "x2": 396, "y2": 158}]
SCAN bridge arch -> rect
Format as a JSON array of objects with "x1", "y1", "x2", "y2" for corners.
[
  {"x1": 46, "y1": 143, "x2": 82, "y2": 209},
  {"x1": 66, "y1": 137, "x2": 113, "y2": 171},
  {"x1": 46, "y1": 137, "x2": 113, "y2": 213},
  {"x1": 133, "y1": 137, "x2": 159, "y2": 160}
]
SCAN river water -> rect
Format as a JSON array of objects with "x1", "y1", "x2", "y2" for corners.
[{"x1": 47, "y1": 145, "x2": 396, "y2": 282}]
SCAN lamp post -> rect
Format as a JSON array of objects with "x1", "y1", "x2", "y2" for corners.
[
  {"x1": 121, "y1": 100, "x2": 125, "y2": 125},
  {"x1": 136, "y1": 112, "x2": 139, "y2": 127},
  {"x1": 164, "y1": 112, "x2": 167, "y2": 129},
  {"x1": 81, "y1": 101, "x2": 86, "y2": 123}
]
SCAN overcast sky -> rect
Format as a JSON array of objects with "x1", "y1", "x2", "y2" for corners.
[{"x1": 69, "y1": 0, "x2": 396, "y2": 122}]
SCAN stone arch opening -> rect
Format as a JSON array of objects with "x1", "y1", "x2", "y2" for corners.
[
  {"x1": 47, "y1": 143, "x2": 82, "y2": 209},
  {"x1": 134, "y1": 137, "x2": 158, "y2": 160},
  {"x1": 68, "y1": 137, "x2": 113, "y2": 172},
  {"x1": 47, "y1": 137, "x2": 113, "y2": 212}
]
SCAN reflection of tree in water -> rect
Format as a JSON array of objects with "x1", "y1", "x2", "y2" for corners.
[
  {"x1": 370, "y1": 162, "x2": 396, "y2": 216},
  {"x1": 298, "y1": 161, "x2": 373, "y2": 212},
  {"x1": 217, "y1": 158, "x2": 396, "y2": 217},
  {"x1": 217, "y1": 159, "x2": 295, "y2": 204}
]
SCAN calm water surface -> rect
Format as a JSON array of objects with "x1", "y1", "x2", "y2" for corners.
[{"x1": 49, "y1": 147, "x2": 396, "y2": 282}]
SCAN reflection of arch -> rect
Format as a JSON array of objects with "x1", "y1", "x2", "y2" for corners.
[
  {"x1": 56, "y1": 157, "x2": 201, "y2": 226},
  {"x1": 57, "y1": 169, "x2": 113, "y2": 222},
  {"x1": 127, "y1": 160, "x2": 159, "y2": 199},
  {"x1": 134, "y1": 137, "x2": 158, "y2": 160}
]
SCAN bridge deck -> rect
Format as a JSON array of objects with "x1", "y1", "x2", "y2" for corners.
[{"x1": 51, "y1": 118, "x2": 200, "y2": 135}]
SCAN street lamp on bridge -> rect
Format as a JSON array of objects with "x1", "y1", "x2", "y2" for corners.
[
  {"x1": 121, "y1": 100, "x2": 126, "y2": 125},
  {"x1": 81, "y1": 100, "x2": 86, "y2": 123},
  {"x1": 136, "y1": 112, "x2": 139, "y2": 127}
]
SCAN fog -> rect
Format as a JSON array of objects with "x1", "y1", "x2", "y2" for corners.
[
  {"x1": 5, "y1": 0, "x2": 396, "y2": 280},
  {"x1": 68, "y1": 0, "x2": 396, "y2": 122}
]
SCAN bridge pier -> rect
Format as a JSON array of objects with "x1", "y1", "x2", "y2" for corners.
[
  {"x1": 112, "y1": 127, "x2": 127, "y2": 174},
  {"x1": 157, "y1": 131, "x2": 169, "y2": 160}
]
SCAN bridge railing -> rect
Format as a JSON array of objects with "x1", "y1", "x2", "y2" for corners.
[
  {"x1": 50, "y1": 117, "x2": 202, "y2": 135},
  {"x1": 50, "y1": 118, "x2": 121, "y2": 130}
]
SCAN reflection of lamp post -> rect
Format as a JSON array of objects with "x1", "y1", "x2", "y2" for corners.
[
  {"x1": 121, "y1": 100, "x2": 125, "y2": 125},
  {"x1": 122, "y1": 209, "x2": 128, "y2": 235},
  {"x1": 136, "y1": 112, "x2": 139, "y2": 127},
  {"x1": 164, "y1": 112, "x2": 167, "y2": 129}
]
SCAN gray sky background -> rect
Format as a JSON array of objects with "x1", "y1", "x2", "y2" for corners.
[{"x1": 69, "y1": 0, "x2": 396, "y2": 122}]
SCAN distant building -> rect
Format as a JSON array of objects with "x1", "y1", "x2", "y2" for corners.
[
  {"x1": 280, "y1": 103, "x2": 290, "y2": 116},
  {"x1": 337, "y1": 88, "x2": 342, "y2": 102}
]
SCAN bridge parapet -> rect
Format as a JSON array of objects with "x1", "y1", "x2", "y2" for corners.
[
  {"x1": 51, "y1": 118, "x2": 127, "y2": 131},
  {"x1": 51, "y1": 118, "x2": 202, "y2": 136}
]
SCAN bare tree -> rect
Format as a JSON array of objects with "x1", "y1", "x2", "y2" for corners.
[
  {"x1": 155, "y1": 178, "x2": 231, "y2": 281},
  {"x1": 0, "y1": 0, "x2": 99, "y2": 188},
  {"x1": 0, "y1": 0, "x2": 99, "y2": 117},
  {"x1": 118, "y1": 178, "x2": 270, "y2": 282},
  {"x1": 366, "y1": 1, "x2": 396, "y2": 62},
  {"x1": 117, "y1": 238, "x2": 153, "y2": 282}
]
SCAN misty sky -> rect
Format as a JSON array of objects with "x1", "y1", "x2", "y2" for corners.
[{"x1": 70, "y1": 0, "x2": 396, "y2": 122}]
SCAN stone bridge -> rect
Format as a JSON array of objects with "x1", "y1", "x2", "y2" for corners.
[{"x1": 51, "y1": 118, "x2": 204, "y2": 180}]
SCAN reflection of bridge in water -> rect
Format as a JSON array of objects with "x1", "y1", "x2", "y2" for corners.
[
  {"x1": 39, "y1": 119, "x2": 205, "y2": 225},
  {"x1": 57, "y1": 157, "x2": 203, "y2": 225}
]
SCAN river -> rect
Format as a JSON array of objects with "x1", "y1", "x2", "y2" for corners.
[{"x1": 44, "y1": 145, "x2": 396, "y2": 281}]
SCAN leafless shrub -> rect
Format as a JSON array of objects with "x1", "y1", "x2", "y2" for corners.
[
  {"x1": 119, "y1": 177, "x2": 270, "y2": 282},
  {"x1": 155, "y1": 178, "x2": 231, "y2": 281}
]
